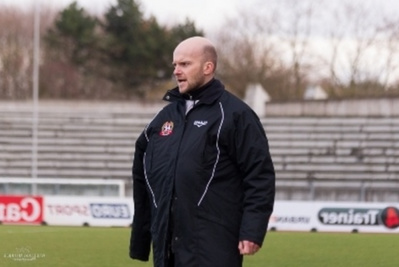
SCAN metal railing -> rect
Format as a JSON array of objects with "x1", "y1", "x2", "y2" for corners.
[{"x1": 0, "y1": 178, "x2": 125, "y2": 198}]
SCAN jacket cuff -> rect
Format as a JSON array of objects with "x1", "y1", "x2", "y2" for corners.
[{"x1": 129, "y1": 250, "x2": 150, "y2": 261}]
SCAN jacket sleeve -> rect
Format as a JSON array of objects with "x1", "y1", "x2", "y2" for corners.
[
  {"x1": 233, "y1": 110, "x2": 275, "y2": 247},
  {"x1": 129, "y1": 130, "x2": 152, "y2": 261}
]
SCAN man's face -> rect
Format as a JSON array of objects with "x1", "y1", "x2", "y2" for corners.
[{"x1": 172, "y1": 48, "x2": 206, "y2": 94}]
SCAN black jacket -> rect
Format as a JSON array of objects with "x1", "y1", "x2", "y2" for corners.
[{"x1": 130, "y1": 79, "x2": 275, "y2": 267}]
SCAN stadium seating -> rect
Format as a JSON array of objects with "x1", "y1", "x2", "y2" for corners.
[
  {"x1": 263, "y1": 116, "x2": 399, "y2": 202},
  {"x1": 1, "y1": 101, "x2": 398, "y2": 202}
]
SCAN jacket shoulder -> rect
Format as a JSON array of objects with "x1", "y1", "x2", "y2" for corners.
[{"x1": 220, "y1": 90, "x2": 258, "y2": 116}]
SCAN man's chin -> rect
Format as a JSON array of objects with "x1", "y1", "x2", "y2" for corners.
[{"x1": 178, "y1": 86, "x2": 189, "y2": 94}]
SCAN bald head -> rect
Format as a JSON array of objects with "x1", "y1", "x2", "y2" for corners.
[{"x1": 174, "y1": 36, "x2": 218, "y2": 71}]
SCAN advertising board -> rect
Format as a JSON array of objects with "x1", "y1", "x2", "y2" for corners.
[
  {"x1": 2, "y1": 195, "x2": 398, "y2": 232},
  {"x1": 269, "y1": 201, "x2": 399, "y2": 233},
  {"x1": 44, "y1": 196, "x2": 133, "y2": 227},
  {"x1": 0, "y1": 195, "x2": 43, "y2": 224}
]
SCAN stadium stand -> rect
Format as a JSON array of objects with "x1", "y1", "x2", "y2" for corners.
[{"x1": 1, "y1": 100, "x2": 398, "y2": 202}]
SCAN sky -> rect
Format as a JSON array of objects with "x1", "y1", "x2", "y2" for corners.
[
  {"x1": 1, "y1": 0, "x2": 248, "y2": 32},
  {"x1": 3, "y1": 0, "x2": 399, "y2": 33}
]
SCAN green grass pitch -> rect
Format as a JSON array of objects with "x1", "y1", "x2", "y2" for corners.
[{"x1": 1, "y1": 225, "x2": 398, "y2": 267}]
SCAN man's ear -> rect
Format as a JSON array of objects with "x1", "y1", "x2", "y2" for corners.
[{"x1": 203, "y1": 61, "x2": 214, "y2": 75}]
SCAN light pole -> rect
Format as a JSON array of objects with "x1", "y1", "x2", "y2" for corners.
[{"x1": 31, "y1": 0, "x2": 40, "y2": 195}]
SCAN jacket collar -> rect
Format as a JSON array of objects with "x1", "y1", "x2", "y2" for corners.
[{"x1": 163, "y1": 78, "x2": 225, "y2": 105}]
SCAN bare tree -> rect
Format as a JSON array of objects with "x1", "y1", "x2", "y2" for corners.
[
  {"x1": 345, "y1": 3, "x2": 378, "y2": 91},
  {"x1": 211, "y1": 0, "x2": 322, "y2": 101},
  {"x1": 319, "y1": 0, "x2": 395, "y2": 98},
  {"x1": 0, "y1": 7, "x2": 33, "y2": 99},
  {"x1": 276, "y1": 0, "x2": 322, "y2": 99},
  {"x1": 210, "y1": 3, "x2": 294, "y2": 100},
  {"x1": 211, "y1": 0, "x2": 399, "y2": 101},
  {"x1": 378, "y1": 18, "x2": 399, "y2": 91},
  {"x1": 0, "y1": 4, "x2": 57, "y2": 100}
]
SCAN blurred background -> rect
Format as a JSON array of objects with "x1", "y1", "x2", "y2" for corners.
[{"x1": 1, "y1": 0, "x2": 399, "y2": 203}]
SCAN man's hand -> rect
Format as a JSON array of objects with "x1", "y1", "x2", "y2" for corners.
[{"x1": 238, "y1": 240, "x2": 260, "y2": 255}]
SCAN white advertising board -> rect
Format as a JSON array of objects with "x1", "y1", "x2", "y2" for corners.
[
  {"x1": 43, "y1": 196, "x2": 133, "y2": 227},
  {"x1": 269, "y1": 201, "x2": 399, "y2": 233},
  {"x1": 2, "y1": 195, "x2": 398, "y2": 232}
]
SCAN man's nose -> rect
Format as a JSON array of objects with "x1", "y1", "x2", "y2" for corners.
[{"x1": 173, "y1": 66, "x2": 181, "y2": 75}]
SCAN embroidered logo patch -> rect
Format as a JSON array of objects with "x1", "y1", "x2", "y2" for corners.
[
  {"x1": 160, "y1": 121, "x2": 174, "y2": 136},
  {"x1": 193, "y1": 120, "x2": 208, "y2": 128}
]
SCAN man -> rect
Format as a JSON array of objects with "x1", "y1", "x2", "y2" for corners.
[{"x1": 129, "y1": 36, "x2": 275, "y2": 267}]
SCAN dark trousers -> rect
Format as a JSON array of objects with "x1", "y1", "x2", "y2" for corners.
[{"x1": 166, "y1": 249, "x2": 175, "y2": 267}]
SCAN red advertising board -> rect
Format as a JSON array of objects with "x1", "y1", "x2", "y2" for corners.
[{"x1": 0, "y1": 195, "x2": 43, "y2": 224}]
